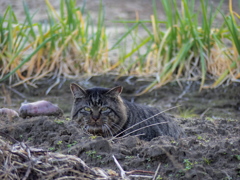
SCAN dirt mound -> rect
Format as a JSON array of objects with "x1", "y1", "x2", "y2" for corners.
[{"x1": 0, "y1": 115, "x2": 239, "y2": 179}]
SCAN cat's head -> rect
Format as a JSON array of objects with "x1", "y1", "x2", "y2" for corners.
[{"x1": 70, "y1": 83, "x2": 127, "y2": 137}]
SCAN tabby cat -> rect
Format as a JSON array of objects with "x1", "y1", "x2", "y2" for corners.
[{"x1": 70, "y1": 83, "x2": 184, "y2": 141}]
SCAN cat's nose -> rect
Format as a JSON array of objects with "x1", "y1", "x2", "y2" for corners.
[{"x1": 91, "y1": 115, "x2": 99, "y2": 121}]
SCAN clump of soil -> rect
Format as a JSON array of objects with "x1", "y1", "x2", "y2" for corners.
[{"x1": 0, "y1": 114, "x2": 239, "y2": 179}]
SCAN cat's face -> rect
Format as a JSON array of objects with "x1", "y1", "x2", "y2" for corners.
[{"x1": 70, "y1": 83, "x2": 127, "y2": 137}]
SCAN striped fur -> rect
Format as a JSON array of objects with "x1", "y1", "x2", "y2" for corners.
[{"x1": 70, "y1": 83, "x2": 184, "y2": 141}]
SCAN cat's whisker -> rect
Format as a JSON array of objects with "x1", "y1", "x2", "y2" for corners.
[
  {"x1": 101, "y1": 125, "x2": 106, "y2": 136},
  {"x1": 103, "y1": 124, "x2": 113, "y2": 137},
  {"x1": 103, "y1": 124, "x2": 114, "y2": 137},
  {"x1": 109, "y1": 124, "x2": 120, "y2": 136},
  {"x1": 110, "y1": 123, "x2": 122, "y2": 134},
  {"x1": 115, "y1": 133, "x2": 146, "y2": 141},
  {"x1": 111, "y1": 105, "x2": 181, "y2": 140},
  {"x1": 101, "y1": 120, "x2": 111, "y2": 137},
  {"x1": 121, "y1": 121, "x2": 168, "y2": 139}
]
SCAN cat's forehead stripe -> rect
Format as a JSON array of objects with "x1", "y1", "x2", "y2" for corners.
[
  {"x1": 85, "y1": 87, "x2": 111, "y2": 106},
  {"x1": 89, "y1": 92, "x2": 103, "y2": 106}
]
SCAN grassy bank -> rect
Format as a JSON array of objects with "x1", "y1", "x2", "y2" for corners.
[{"x1": 0, "y1": 0, "x2": 239, "y2": 94}]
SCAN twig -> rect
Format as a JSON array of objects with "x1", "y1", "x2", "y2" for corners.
[
  {"x1": 152, "y1": 163, "x2": 161, "y2": 180},
  {"x1": 200, "y1": 107, "x2": 211, "y2": 119},
  {"x1": 0, "y1": 132, "x2": 19, "y2": 144},
  {"x1": 6, "y1": 86, "x2": 26, "y2": 99},
  {"x1": 13, "y1": 161, "x2": 47, "y2": 174},
  {"x1": 45, "y1": 75, "x2": 60, "y2": 95},
  {"x1": 22, "y1": 162, "x2": 32, "y2": 180},
  {"x1": 129, "y1": 175, "x2": 153, "y2": 179},
  {"x1": 112, "y1": 155, "x2": 129, "y2": 180},
  {"x1": 126, "y1": 170, "x2": 155, "y2": 175},
  {"x1": 173, "y1": 81, "x2": 193, "y2": 103},
  {"x1": 55, "y1": 176, "x2": 84, "y2": 180}
]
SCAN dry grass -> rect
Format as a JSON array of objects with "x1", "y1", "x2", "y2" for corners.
[
  {"x1": 0, "y1": 0, "x2": 239, "y2": 93},
  {"x1": 0, "y1": 133, "x2": 158, "y2": 180}
]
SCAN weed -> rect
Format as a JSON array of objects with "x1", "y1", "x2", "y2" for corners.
[
  {"x1": 54, "y1": 119, "x2": 65, "y2": 124},
  {"x1": 235, "y1": 155, "x2": 240, "y2": 161},
  {"x1": 183, "y1": 159, "x2": 193, "y2": 170},
  {"x1": 145, "y1": 157, "x2": 152, "y2": 169},
  {"x1": 96, "y1": 155, "x2": 102, "y2": 160},
  {"x1": 227, "y1": 119, "x2": 238, "y2": 122},
  {"x1": 146, "y1": 164, "x2": 152, "y2": 169},
  {"x1": 48, "y1": 147, "x2": 55, "y2": 151},
  {"x1": 89, "y1": 135, "x2": 98, "y2": 140},
  {"x1": 125, "y1": 156, "x2": 135, "y2": 159},
  {"x1": 57, "y1": 141, "x2": 63, "y2": 145},
  {"x1": 176, "y1": 170, "x2": 185, "y2": 177},
  {"x1": 197, "y1": 135, "x2": 203, "y2": 140},
  {"x1": 156, "y1": 175, "x2": 163, "y2": 180},
  {"x1": 85, "y1": 150, "x2": 103, "y2": 160},
  {"x1": 86, "y1": 150, "x2": 97, "y2": 158},
  {"x1": 206, "y1": 117, "x2": 215, "y2": 121},
  {"x1": 222, "y1": 176, "x2": 233, "y2": 180},
  {"x1": 196, "y1": 135, "x2": 209, "y2": 142},
  {"x1": 202, "y1": 157, "x2": 212, "y2": 165},
  {"x1": 67, "y1": 141, "x2": 77, "y2": 148},
  {"x1": 178, "y1": 107, "x2": 197, "y2": 119}
]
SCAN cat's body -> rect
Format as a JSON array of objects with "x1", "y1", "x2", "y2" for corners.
[{"x1": 70, "y1": 83, "x2": 184, "y2": 141}]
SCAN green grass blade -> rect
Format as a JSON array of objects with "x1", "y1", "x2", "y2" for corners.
[
  {"x1": 123, "y1": 36, "x2": 151, "y2": 60},
  {"x1": 110, "y1": 23, "x2": 140, "y2": 50},
  {"x1": 23, "y1": 0, "x2": 36, "y2": 39},
  {"x1": 0, "y1": 35, "x2": 57, "y2": 82},
  {"x1": 225, "y1": 16, "x2": 240, "y2": 54}
]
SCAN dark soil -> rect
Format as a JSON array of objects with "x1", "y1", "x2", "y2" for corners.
[{"x1": 0, "y1": 76, "x2": 240, "y2": 180}]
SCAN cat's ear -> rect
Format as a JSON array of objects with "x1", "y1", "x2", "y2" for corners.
[
  {"x1": 70, "y1": 83, "x2": 87, "y2": 98},
  {"x1": 106, "y1": 86, "x2": 123, "y2": 97}
]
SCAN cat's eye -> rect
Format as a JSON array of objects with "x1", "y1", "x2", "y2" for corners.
[
  {"x1": 84, "y1": 107, "x2": 91, "y2": 111},
  {"x1": 101, "y1": 107, "x2": 109, "y2": 112}
]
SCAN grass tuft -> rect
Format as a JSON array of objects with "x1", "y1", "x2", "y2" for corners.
[
  {"x1": 0, "y1": 0, "x2": 239, "y2": 93},
  {"x1": 0, "y1": 0, "x2": 109, "y2": 90},
  {"x1": 113, "y1": 0, "x2": 240, "y2": 94}
]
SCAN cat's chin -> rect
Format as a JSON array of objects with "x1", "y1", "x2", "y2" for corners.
[
  {"x1": 86, "y1": 124, "x2": 115, "y2": 137},
  {"x1": 87, "y1": 126, "x2": 105, "y2": 135}
]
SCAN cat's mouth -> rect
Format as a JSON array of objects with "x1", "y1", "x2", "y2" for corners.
[
  {"x1": 86, "y1": 125, "x2": 108, "y2": 136},
  {"x1": 84, "y1": 118, "x2": 105, "y2": 134},
  {"x1": 83, "y1": 119, "x2": 115, "y2": 137},
  {"x1": 88, "y1": 118, "x2": 104, "y2": 126}
]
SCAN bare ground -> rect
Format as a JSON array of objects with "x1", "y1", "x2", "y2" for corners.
[{"x1": 0, "y1": 76, "x2": 240, "y2": 179}]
